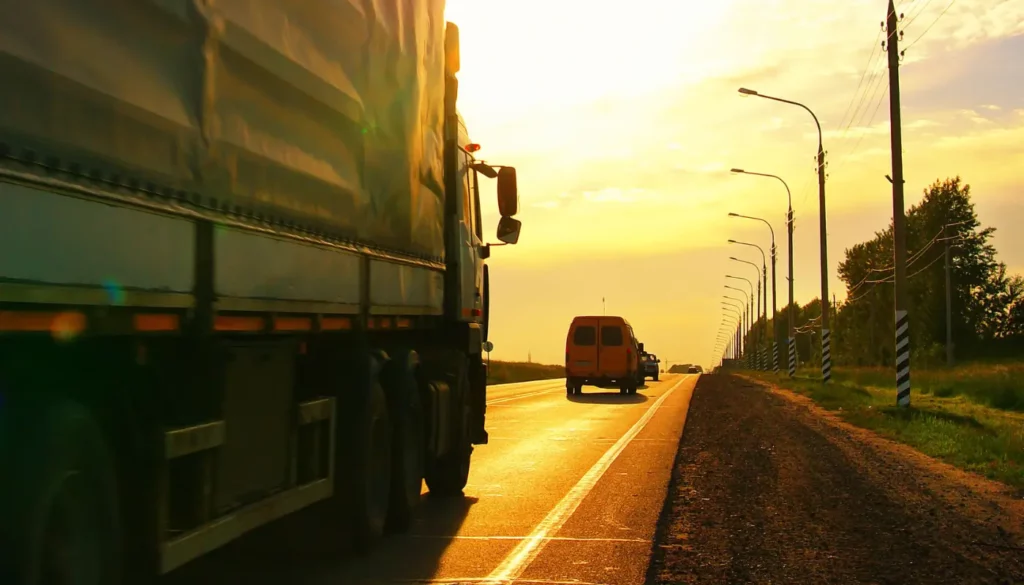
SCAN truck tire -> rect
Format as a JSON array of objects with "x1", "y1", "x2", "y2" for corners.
[
  {"x1": 425, "y1": 356, "x2": 472, "y2": 497},
  {"x1": 1, "y1": 398, "x2": 122, "y2": 585},
  {"x1": 653, "y1": 373, "x2": 660, "y2": 382},
  {"x1": 380, "y1": 350, "x2": 425, "y2": 532},
  {"x1": 345, "y1": 369, "x2": 393, "y2": 551}
]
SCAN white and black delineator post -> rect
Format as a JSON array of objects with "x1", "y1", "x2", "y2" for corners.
[
  {"x1": 787, "y1": 336, "x2": 797, "y2": 377},
  {"x1": 886, "y1": 0, "x2": 911, "y2": 407},
  {"x1": 821, "y1": 328, "x2": 832, "y2": 381}
]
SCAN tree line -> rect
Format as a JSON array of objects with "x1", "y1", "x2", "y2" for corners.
[{"x1": 742, "y1": 177, "x2": 1023, "y2": 368}]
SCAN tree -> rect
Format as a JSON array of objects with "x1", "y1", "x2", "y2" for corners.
[{"x1": 834, "y1": 177, "x2": 1022, "y2": 366}]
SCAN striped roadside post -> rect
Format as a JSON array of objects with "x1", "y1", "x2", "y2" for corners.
[
  {"x1": 821, "y1": 328, "x2": 832, "y2": 382},
  {"x1": 772, "y1": 341, "x2": 780, "y2": 374},
  {"x1": 896, "y1": 309, "x2": 910, "y2": 406},
  {"x1": 787, "y1": 337, "x2": 796, "y2": 377}
]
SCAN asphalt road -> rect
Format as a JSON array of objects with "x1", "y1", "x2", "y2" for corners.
[{"x1": 168, "y1": 374, "x2": 698, "y2": 585}]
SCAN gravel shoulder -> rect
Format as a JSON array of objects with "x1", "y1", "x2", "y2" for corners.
[{"x1": 647, "y1": 373, "x2": 1024, "y2": 585}]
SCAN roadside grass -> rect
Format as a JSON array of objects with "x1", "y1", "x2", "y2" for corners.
[
  {"x1": 486, "y1": 360, "x2": 563, "y2": 385},
  {"x1": 743, "y1": 363, "x2": 1024, "y2": 490}
]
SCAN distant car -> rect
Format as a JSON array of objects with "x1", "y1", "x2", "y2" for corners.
[
  {"x1": 687, "y1": 366, "x2": 699, "y2": 374},
  {"x1": 641, "y1": 353, "x2": 660, "y2": 382}
]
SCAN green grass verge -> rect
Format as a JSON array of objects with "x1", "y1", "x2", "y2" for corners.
[
  {"x1": 486, "y1": 360, "x2": 564, "y2": 385},
  {"x1": 743, "y1": 365, "x2": 1024, "y2": 491}
]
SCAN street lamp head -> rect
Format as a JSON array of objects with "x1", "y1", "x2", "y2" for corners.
[
  {"x1": 730, "y1": 168, "x2": 745, "y2": 174},
  {"x1": 728, "y1": 239, "x2": 738, "y2": 244},
  {"x1": 728, "y1": 212, "x2": 739, "y2": 217},
  {"x1": 729, "y1": 256, "x2": 740, "y2": 261},
  {"x1": 738, "y1": 87, "x2": 758, "y2": 96}
]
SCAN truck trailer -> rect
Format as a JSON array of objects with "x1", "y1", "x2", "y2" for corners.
[{"x1": 0, "y1": 1, "x2": 521, "y2": 582}]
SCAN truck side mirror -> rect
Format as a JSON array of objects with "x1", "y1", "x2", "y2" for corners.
[
  {"x1": 470, "y1": 162, "x2": 498, "y2": 179},
  {"x1": 638, "y1": 342, "x2": 645, "y2": 353},
  {"x1": 497, "y1": 167, "x2": 518, "y2": 216},
  {"x1": 496, "y1": 216, "x2": 521, "y2": 245}
]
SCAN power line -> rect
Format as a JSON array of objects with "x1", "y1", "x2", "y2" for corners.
[
  {"x1": 831, "y1": 73, "x2": 889, "y2": 173},
  {"x1": 902, "y1": 0, "x2": 940, "y2": 30},
  {"x1": 843, "y1": 236, "x2": 961, "y2": 303},
  {"x1": 844, "y1": 226, "x2": 956, "y2": 296},
  {"x1": 833, "y1": 22, "x2": 887, "y2": 137},
  {"x1": 905, "y1": 0, "x2": 957, "y2": 51}
]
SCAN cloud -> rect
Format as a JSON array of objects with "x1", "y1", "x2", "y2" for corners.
[
  {"x1": 447, "y1": 0, "x2": 1024, "y2": 362},
  {"x1": 531, "y1": 200, "x2": 560, "y2": 209},
  {"x1": 581, "y1": 188, "x2": 650, "y2": 203}
]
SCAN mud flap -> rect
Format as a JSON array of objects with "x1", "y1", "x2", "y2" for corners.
[{"x1": 469, "y1": 356, "x2": 488, "y2": 445}]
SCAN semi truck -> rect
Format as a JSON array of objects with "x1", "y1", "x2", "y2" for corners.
[{"x1": 0, "y1": 1, "x2": 520, "y2": 582}]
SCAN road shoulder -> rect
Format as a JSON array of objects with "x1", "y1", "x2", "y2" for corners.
[{"x1": 646, "y1": 374, "x2": 1024, "y2": 585}]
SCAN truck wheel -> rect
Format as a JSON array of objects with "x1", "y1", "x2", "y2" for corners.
[
  {"x1": 381, "y1": 350, "x2": 425, "y2": 533},
  {"x1": 653, "y1": 373, "x2": 660, "y2": 382},
  {"x1": 346, "y1": 375, "x2": 393, "y2": 551},
  {"x1": 2, "y1": 399, "x2": 122, "y2": 585},
  {"x1": 425, "y1": 358, "x2": 472, "y2": 497}
]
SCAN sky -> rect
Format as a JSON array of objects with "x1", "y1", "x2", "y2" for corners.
[{"x1": 443, "y1": 0, "x2": 1024, "y2": 368}]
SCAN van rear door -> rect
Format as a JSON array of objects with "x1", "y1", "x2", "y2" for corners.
[
  {"x1": 598, "y1": 318, "x2": 627, "y2": 376},
  {"x1": 568, "y1": 318, "x2": 599, "y2": 374}
]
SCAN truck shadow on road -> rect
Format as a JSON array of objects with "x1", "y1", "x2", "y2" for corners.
[
  {"x1": 567, "y1": 391, "x2": 649, "y2": 404},
  {"x1": 165, "y1": 493, "x2": 477, "y2": 585}
]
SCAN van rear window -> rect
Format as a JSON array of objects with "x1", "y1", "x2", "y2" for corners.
[
  {"x1": 573, "y1": 326, "x2": 596, "y2": 346},
  {"x1": 600, "y1": 326, "x2": 623, "y2": 346}
]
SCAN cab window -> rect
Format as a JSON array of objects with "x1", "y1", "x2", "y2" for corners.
[
  {"x1": 471, "y1": 165, "x2": 483, "y2": 240},
  {"x1": 461, "y1": 152, "x2": 474, "y2": 236}
]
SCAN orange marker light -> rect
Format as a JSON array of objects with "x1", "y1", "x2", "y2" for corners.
[{"x1": 466, "y1": 143, "x2": 481, "y2": 153}]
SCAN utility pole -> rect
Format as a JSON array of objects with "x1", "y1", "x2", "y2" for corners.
[
  {"x1": 886, "y1": 0, "x2": 910, "y2": 407},
  {"x1": 771, "y1": 242, "x2": 779, "y2": 374},
  {"x1": 817, "y1": 142, "x2": 831, "y2": 385},
  {"x1": 788, "y1": 214, "x2": 796, "y2": 377},
  {"x1": 762, "y1": 262, "x2": 769, "y2": 372},
  {"x1": 945, "y1": 226, "x2": 954, "y2": 366},
  {"x1": 755, "y1": 279, "x2": 762, "y2": 370}
]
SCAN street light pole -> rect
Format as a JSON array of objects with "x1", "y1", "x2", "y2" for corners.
[
  {"x1": 726, "y1": 274, "x2": 756, "y2": 369},
  {"x1": 730, "y1": 258, "x2": 763, "y2": 370},
  {"x1": 722, "y1": 311, "x2": 741, "y2": 361},
  {"x1": 724, "y1": 274, "x2": 757, "y2": 362},
  {"x1": 729, "y1": 213, "x2": 779, "y2": 374},
  {"x1": 738, "y1": 88, "x2": 830, "y2": 383},
  {"x1": 730, "y1": 169, "x2": 795, "y2": 376},
  {"x1": 724, "y1": 286, "x2": 749, "y2": 358},
  {"x1": 730, "y1": 244, "x2": 768, "y2": 371}
]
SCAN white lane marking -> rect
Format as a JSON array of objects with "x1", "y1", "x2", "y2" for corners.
[
  {"x1": 486, "y1": 386, "x2": 564, "y2": 405},
  {"x1": 486, "y1": 376, "x2": 676, "y2": 406},
  {"x1": 398, "y1": 580, "x2": 608, "y2": 585},
  {"x1": 407, "y1": 535, "x2": 649, "y2": 544},
  {"x1": 487, "y1": 378, "x2": 565, "y2": 391},
  {"x1": 483, "y1": 375, "x2": 692, "y2": 584}
]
